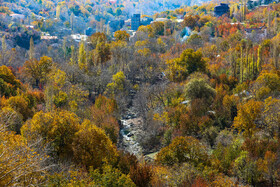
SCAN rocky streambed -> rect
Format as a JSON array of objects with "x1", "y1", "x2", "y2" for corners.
[{"x1": 118, "y1": 113, "x2": 144, "y2": 157}]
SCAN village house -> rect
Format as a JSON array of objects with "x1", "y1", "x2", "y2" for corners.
[{"x1": 71, "y1": 34, "x2": 87, "y2": 43}]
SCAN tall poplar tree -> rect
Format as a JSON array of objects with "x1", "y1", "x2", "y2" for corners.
[{"x1": 28, "y1": 37, "x2": 35, "y2": 60}]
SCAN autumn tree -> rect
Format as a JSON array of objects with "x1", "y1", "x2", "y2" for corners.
[
  {"x1": 106, "y1": 71, "x2": 128, "y2": 96},
  {"x1": 233, "y1": 99, "x2": 263, "y2": 138},
  {"x1": 166, "y1": 49, "x2": 207, "y2": 82},
  {"x1": 150, "y1": 21, "x2": 165, "y2": 37},
  {"x1": 129, "y1": 163, "x2": 154, "y2": 187},
  {"x1": 89, "y1": 32, "x2": 107, "y2": 49},
  {"x1": 23, "y1": 56, "x2": 53, "y2": 87},
  {"x1": 2, "y1": 95, "x2": 33, "y2": 121},
  {"x1": 72, "y1": 120, "x2": 118, "y2": 169},
  {"x1": 0, "y1": 123, "x2": 49, "y2": 186},
  {"x1": 114, "y1": 30, "x2": 130, "y2": 42},
  {"x1": 0, "y1": 65, "x2": 21, "y2": 96},
  {"x1": 117, "y1": 151, "x2": 138, "y2": 175},
  {"x1": 222, "y1": 94, "x2": 239, "y2": 122},
  {"x1": 45, "y1": 67, "x2": 88, "y2": 112},
  {"x1": 21, "y1": 110, "x2": 80, "y2": 158},
  {"x1": 91, "y1": 95, "x2": 119, "y2": 143},
  {"x1": 253, "y1": 65, "x2": 280, "y2": 99},
  {"x1": 258, "y1": 151, "x2": 280, "y2": 186},
  {"x1": 183, "y1": 15, "x2": 200, "y2": 29},
  {"x1": 156, "y1": 136, "x2": 208, "y2": 166},
  {"x1": 0, "y1": 107, "x2": 23, "y2": 133},
  {"x1": 78, "y1": 41, "x2": 87, "y2": 71},
  {"x1": 91, "y1": 40, "x2": 111, "y2": 65},
  {"x1": 262, "y1": 97, "x2": 280, "y2": 138}
]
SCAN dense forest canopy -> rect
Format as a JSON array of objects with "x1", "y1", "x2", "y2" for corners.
[{"x1": 0, "y1": 0, "x2": 280, "y2": 186}]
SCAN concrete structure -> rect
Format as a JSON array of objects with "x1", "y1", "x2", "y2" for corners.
[
  {"x1": 152, "y1": 18, "x2": 169, "y2": 23},
  {"x1": 214, "y1": 3, "x2": 230, "y2": 17},
  {"x1": 131, "y1": 14, "x2": 141, "y2": 31},
  {"x1": 141, "y1": 17, "x2": 153, "y2": 26},
  {"x1": 174, "y1": 19, "x2": 184, "y2": 23},
  {"x1": 71, "y1": 34, "x2": 88, "y2": 42},
  {"x1": 125, "y1": 19, "x2": 131, "y2": 26},
  {"x1": 41, "y1": 36, "x2": 58, "y2": 40}
]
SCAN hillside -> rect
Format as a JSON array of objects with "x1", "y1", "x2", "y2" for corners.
[{"x1": 0, "y1": 0, "x2": 280, "y2": 186}]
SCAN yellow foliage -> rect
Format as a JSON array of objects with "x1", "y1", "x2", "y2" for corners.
[
  {"x1": 0, "y1": 129, "x2": 47, "y2": 186},
  {"x1": 72, "y1": 120, "x2": 118, "y2": 169},
  {"x1": 21, "y1": 110, "x2": 80, "y2": 157},
  {"x1": 234, "y1": 99, "x2": 263, "y2": 138}
]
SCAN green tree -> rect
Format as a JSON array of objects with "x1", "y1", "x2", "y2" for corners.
[
  {"x1": 94, "y1": 40, "x2": 111, "y2": 64},
  {"x1": 90, "y1": 165, "x2": 136, "y2": 187},
  {"x1": 187, "y1": 34, "x2": 203, "y2": 50},
  {"x1": 184, "y1": 78, "x2": 216, "y2": 102},
  {"x1": 233, "y1": 151, "x2": 262, "y2": 185}
]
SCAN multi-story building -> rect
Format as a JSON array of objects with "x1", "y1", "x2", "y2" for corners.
[{"x1": 131, "y1": 14, "x2": 141, "y2": 31}]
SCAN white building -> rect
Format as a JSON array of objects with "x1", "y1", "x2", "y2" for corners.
[{"x1": 71, "y1": 34, "x2": 88, "y2": 42}]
